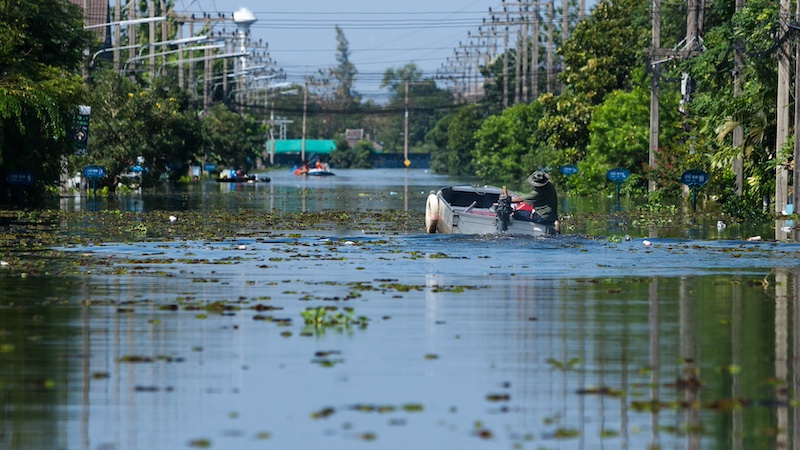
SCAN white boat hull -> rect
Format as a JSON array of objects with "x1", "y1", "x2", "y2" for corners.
[{"x1": 426, "y1": 186, "x2": 556, "y2": 237}]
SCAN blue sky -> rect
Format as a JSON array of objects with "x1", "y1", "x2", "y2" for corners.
[{"x1": 172, "y1": 0, "x2": 593, "y2": 102}]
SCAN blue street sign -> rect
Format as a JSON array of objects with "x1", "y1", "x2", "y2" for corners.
[
  {"x1": 560, "y1": 164, "x2": 579, "y2": 176},
  {"x1": 681, "y1": 169, "x2": 709, "y2": 187},
  {"x1": 83, "y1": 165, "x2": 106, "y2": 179},
  {"x1": 6, "y1": 171, "x2": 34, "y2": 186},
  {"x1": 204, "y1": 163, "x2": 217, "y2": 172},
  {"x1": 607, "y1": 167, "x2": 630, "y2": 183}
]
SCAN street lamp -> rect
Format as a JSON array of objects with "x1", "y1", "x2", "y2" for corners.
[
  {"x1": 84, "y1": 16, "x2": 166, "y2": 30},
  {"x1": 123, "y1": 43, "x2": 225, "y2": 73},
  {"x1": 137, "y1": 35, "x2": 210, "y2": 56}
]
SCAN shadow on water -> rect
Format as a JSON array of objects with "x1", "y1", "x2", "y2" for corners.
[{"x1": 2, "y1": 169, "x2": 800, "y2": 449}]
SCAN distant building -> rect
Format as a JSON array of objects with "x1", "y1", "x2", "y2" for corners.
[
  {"x1": 345, "y1": 129, "x2": 364, "y2": 148},
  {"x1": 265, "y1": 139, "x2": 336, "y2": 165}
]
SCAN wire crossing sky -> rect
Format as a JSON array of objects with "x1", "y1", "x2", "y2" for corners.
[
  {"x1": 174, "y1": 0, "x2": 595, "y2": 102},
  {"x1": 177, "y1": 0, "x2": 487, "y2": 101}
]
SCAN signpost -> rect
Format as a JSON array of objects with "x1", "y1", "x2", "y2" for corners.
[
  {"x1": 560, "y1": 164, "x2": 578, "y2": 176},
  {"x1": 6, "y1": 171, "x2": 35, "y2": 187},
  {"x1": 681, "y1": 169, "x2": 709, "y2": 212},
  {"x1": 606, "y1": 167, "x2": 630, "y2": 208},
  {"x1": 72, "y1": 105, "x2": 91, "y2": 155},
  {"x1": 83, "y1": 165, "x2": 106, "y2": 194}
]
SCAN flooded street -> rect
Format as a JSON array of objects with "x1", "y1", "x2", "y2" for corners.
[{"x1": 2, "y1": 169, "x2": 800, "y2": 450}]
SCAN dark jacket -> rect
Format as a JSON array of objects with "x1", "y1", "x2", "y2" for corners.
[{"x1": 521, "y1": 182, "x2": 558, "y2": 223}]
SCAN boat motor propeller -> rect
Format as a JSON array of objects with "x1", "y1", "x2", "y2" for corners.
[{"x1": 496, "y1": 186, "x2": 512, "y2": 232}]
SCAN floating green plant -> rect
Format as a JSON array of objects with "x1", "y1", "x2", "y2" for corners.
[
  {"x1": 547, "y1": 357, "x2": 582, "y2": 371},
  {"x1": 301, "y1": 306, "x2": 369, "y2": 329},
  {"x1": 188, "y1": 438, "x2": 211, "y2": 448}
]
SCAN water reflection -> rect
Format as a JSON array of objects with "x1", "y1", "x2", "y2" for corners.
[
  {"x1": 5, "y1": 171, "x2": 800, "y2": 449},
  {"x1": 57, "y1": 169, "x2": 456, "y2": 217},
  {"x1": 4, "y1": 238, "x2": 799, "y2": 448}
]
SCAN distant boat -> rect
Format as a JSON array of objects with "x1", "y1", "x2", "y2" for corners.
[
  {"x1": 215, "y1": 174, "x2": 269, "y2": 183},
  {"x1": 306, "y1": 168, "x2": 335, "y2": 177},
  {"x1": 292, "y1": 167, "x2": 335, "y2": 176}
]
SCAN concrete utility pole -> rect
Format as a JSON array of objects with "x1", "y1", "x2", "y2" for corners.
[
  {"x1": 128, "y1": 0, "x2": 136, "y2": 74},
  {"x1": 492, "y1": 0, "x2": 557, "y2": 104},
  {"x1": 149, "y1": 0, "x2": 155, "y2": 79},
  {"x1": 404, "y1": 80, "x2": 410, "y2": 166},
  {"x1": 775, "y1": 0, "x2": 791, "y2": 215},
  {"x1": 301, "y1": 83, "x2": 308, "y2": 163},
  {"x1": 795, "y1": 3, "x2": 800, "y2": 213},
  {"x1": 649, "y1": 0, "x2": 661, "y2": 193},
  {"x1": 732, "y1": 0, "x2": 745, "y2": 196},
  {"x1": 649, "y1": 0, "x2": 703, "y2": 192},
  {"x1": 114, "y1": 0, "x2": 121, "y2": 71}
]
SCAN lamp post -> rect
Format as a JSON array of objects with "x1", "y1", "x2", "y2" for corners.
[
  {"x1": 82, "y1": 16, "x2": 167, "y2": 77},
  {"x1": 83, "y1": 16, "x2": 166, "y2": 30}
]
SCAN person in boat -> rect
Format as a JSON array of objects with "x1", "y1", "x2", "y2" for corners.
[
  {"x1": 294, "y1": 161, "x2": 310, "y2": 175},
  {"x1": 511, "y1": 170, "x2": 558, "y2": 226}
]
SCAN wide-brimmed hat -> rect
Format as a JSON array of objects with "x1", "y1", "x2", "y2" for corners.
[{"x1": 527, "y1": 171, "x2": 550, "y2": 188}]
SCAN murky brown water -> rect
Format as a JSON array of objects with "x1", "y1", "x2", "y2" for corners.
[{"x1": 2, "y1": 169, "x2": 800, "y2": 450}]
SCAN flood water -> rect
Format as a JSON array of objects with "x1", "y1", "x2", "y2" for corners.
[{"x1": 3, "y1": 169, "x2": 800, "y2": 450}]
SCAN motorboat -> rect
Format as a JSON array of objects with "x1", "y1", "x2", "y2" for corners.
[
  {"x1": 425, "y1": 185, "x2": 558, "y2": 236},
  {"x1": 306, "y1": 168, "x2": 335, "y2": 177},
  {"x1": 215, "y1": 174, "x2": 270, "y2": 183},
  {"x1": 293, "y1": 166, "x2": 335, "y2": 176}
]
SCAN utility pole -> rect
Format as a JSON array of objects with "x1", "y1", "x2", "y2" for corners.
[
  {"x1": 149, "y1": 0, "x2": 155, "y2": 79},
  {"x1": 301, "y1": 83, "x2": 308, "y2": 163},
  {"x1": 404, "y1": 80, "x2": 410, "y2": 166},
  {"x1": 795, "y1": 3, "x2": 800, "y2": 213},
  {"x1": 649, "y1": 0, "x2": 703, "y2": 192},
  {"x1": 775, "y1": 0, "x2": 791, "y2": 215},
  {"x1": 113, "y1": 0, "x2": 121, "y2": 71},
  {"x1": 128, "y1": 0, "x2": 136, "y2": 75},
  {"x1": 732, "y1": 0, "x2": 745, "y2": 196},
  {"x1": 649, "y1": 0, "x2": 661, "y2": 193}
]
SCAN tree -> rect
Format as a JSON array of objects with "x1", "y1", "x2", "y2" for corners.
[
  {"x1": 429, "y1": 104, "x2": 482, "y2": 176},
  {"x1": 571, "y1": 86, "x2": 677, "y2": 195},
  {"x1": 379, "y1": 64, "x2": 453, "y2": 154},
  {"x1": 304, "y1": 25, "x2": 361, "y2": 139},
  {"x1": 331, "y1": 25, "x2": 358, "y2": 107},
  {"x1": 329, "y1": 138, "x2": 374, "y2": 169},
  {"x1": 75, "y1": 70, "x2": 202, "y2": 188},
  {"x1": 0, "y1": 0, "x2": 89, "y2": 200},
  {"x1": 559, "y1": 0, "x2": 650, "y2": 105},
  {"x1": 473, "y1": 103, "x2": 546, "y2": 185},
  {"x1": 201, "y1": 104, "x2": 264, "y2": 172}
]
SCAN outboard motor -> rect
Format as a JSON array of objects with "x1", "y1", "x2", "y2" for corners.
[{"x1": 495, "y1": 187, "x2": 512, "y2": 232}]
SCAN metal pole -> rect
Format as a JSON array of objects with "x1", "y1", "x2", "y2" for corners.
[
  {"x1": 776, "y1": 0, "x2": 791, "y2": 215},
  {"x1": 301, "y1": 84, "x2": 308, "y2": 163},
  {"x1": 649, "y1": 0, "x2": 661, "y2": 193},
  {"x1": 404, "y1": 80, "x2": 410, "y2": 165}
]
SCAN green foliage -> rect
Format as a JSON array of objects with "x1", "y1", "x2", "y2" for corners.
[
  {"x1": 0, "y1": 0, "x2": 89, "y2": 200},
  {"x1": 720, "y1": 186, "x2": 769, "y2": 223},
  {"x1": 473, "y1": 103, "x2": 543, "y2": 185},
  {"x1": 201, "y1": 103, "x2": 264, "y2": 172},
  {"x1": 329, "y1": 139, "x2": 375, "y2": 168},
  {"x1": 428, "y1": 104, "x2": 482, "y2": 175},
  {"x1": 559, "y1": 0, "x2": 650, "y2": 104},
  {"x1": 74, "y1": 71, "x2": 204, "y2": 187},
  {"x1": 378, "y1": 64, "x2": 453, "y2": 154}
]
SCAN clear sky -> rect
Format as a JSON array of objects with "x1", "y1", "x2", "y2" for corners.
[{"x1": 173, "y1": 0, "x2": 593, "y2": 103}]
